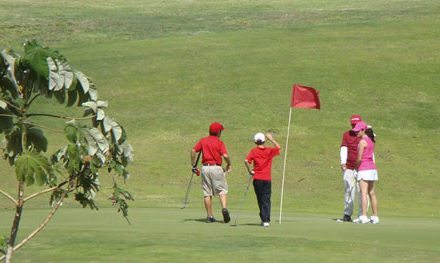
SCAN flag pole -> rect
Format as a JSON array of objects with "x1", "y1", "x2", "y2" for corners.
[{"x1": 279, "y1": 106, "x2": 293, "y2": 224}]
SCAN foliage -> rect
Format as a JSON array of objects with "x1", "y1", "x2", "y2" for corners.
[
  {"x1": 0, "y1": 40, "x2": 134, "y2": 259},
  {"x1": 1, "y1": 39, "x2": 134, "y2": 213}
]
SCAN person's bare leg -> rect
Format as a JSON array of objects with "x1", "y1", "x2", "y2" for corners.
[
  {"x1": 359, "y1": 180, "x2": 369, "y2": 216},
  {"x1": 204, "y1": 196, "x2": 213, "y2": 217},
  {"x1": 219, "y1": 194, "x2": 227, "y2": 209},
  {"x1": 368, "y1": 182, "x2": 378, "y2": 216}
]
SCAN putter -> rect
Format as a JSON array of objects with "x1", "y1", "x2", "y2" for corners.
[
  {"x1": 231, "y1": 174, "x2": 253, "y2": 226},
  {"x1": 181, "y1": 151, "x2": 201, "y2": 209}
]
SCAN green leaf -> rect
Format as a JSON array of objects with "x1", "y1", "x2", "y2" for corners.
[
  {"x1": 76, "y1": 84, "x2": 89, "y2": 106},
  {"x1": 22, "y1": 40, "x2": 62, "y2": 79},
  {"x1": 103, "y1": 117, "x2": 123, "y2": 141},
  {"x1": 66, "y1": 87, "x2": 78, "y2": 107},
  {"x1": 57, "y1": 58, "x2": 74, "y2": 89},
  {"x1": 96, "y1": 108, "x2": 105, "y2": 121},
  {"x1": 1, "y1": 49, "x2": 20, "y2": 94},
  {"x1": 0, "y1": 103, "x2": 14, "y2": 133},
  {"x1": 85, "y1": 128, "x2": 109, "y2": 156},
  {"x1": 15, "y1": 150, "x2": 53, "y2": 186},
  {"x1": 47, "y1": 57, "x2": 63, "y2": 91},
  {"x1": 88, "y1": 88, "x2": 98, "y2": 101},
  {"x1": 4, "y1": 126, "x2": 23, "y2": 164},
  {"x1": 0, "y1": 100, "x2": 6, "y2": 109},
  {"x1": 27, "y1": 127, "x2": 48, "y2": 152},
  {"x1": 74, "y1": 71, "x2": 89, "y2": 94},
  {"x1": 0, "y1": 114, "x2": 13, "y2": 133},
  {"x1": 110, "y1": 183, "x2": 134, "y2": 221},
  {"x1": 54, "y1": 89, "x2": 65, "y2": 104},
  {"x1": 81, "y1": 101, "x2": 97, "y2": 112},
  {"x1": 64, "y1": 122, "x2": 78, "y2": 143},
  {"x1": 66, "y1": 144, "x2": 81, "y2": 173}
]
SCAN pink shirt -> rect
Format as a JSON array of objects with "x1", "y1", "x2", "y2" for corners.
[{"x1": 358, "y1": 136, "x2": 376, "y2": 171}]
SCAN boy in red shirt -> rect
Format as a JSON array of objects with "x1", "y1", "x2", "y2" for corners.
[
  {"x1": 244, "y1": 132, "x2": 280, "y2": 227},
  {"x1": 191, "y1": 122, "x2": 232, "y2": 223}
]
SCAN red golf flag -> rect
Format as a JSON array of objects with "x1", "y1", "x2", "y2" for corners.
[{"x1": 290, "y1": 84, "x2": 320, "y2": 109}]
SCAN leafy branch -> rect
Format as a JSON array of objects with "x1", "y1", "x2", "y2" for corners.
[{"x1": 0, "y1": 40, "x2": 134, "y2": 262}]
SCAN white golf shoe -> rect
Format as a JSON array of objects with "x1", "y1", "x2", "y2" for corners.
[
  {"x1": 353, "y1": 215, "x2": 370, "y2": 224},
  {"x1": 370, "y1": 216, "x2": 380, "y2": 224}
]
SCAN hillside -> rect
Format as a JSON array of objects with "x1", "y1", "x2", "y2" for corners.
[{"x1": 1, "y1": 0, "x2": 439, "y2": 218}]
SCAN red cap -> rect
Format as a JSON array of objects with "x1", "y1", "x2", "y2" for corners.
[
  {"x1": 350, "y1": 114, "x2": 362, "y2": 125},
  {"x1": 209, "y1": 122, "x2": 224, "y2": 134}
]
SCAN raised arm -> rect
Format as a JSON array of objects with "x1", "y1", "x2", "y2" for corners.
[{"x1": 265, "y1": 132, "x2": 280, "y2": 148}]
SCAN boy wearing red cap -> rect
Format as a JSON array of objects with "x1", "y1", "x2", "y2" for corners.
[
  {"x1": 338, "y1": 115, "x2": 362, "y2": 222},
  {"x1": 191, "y1": 122, "x2": 232, "y2": 223}
]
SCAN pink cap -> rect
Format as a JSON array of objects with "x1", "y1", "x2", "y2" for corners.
[
  {"x1": 352, "y1": 121, "x2": 367, "y2": 132},
  {"x1": 350, "y1": 114, "x2": 362, "y2": 125},
  {"x1": 209, "y1": 122, "x2": 224, "y2": 133}
]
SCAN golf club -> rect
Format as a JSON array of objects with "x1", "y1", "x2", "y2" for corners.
[
  {"x1": 181, "y1": 151, "x2": 201, "y2": 209},
  {"x1": 231, "y1": 173, "x2": 253, "y2": 226}
]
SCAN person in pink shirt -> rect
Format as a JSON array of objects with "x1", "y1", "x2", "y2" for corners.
[
  {"x1": 244, "y1": 132, "x2": 280, "y2": 227},
  {"x1": 352, "y1": 121, "x2": 379, "y2": 224}
]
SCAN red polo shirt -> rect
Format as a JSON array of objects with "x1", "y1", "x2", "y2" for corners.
[
  {"x1": 245, "y1": 146, "x2": 280, "y2": 181},
  {"x1": 193, "y1": 136, "x2": 228, "y2": 165},
  {"x1": 341, "y1": 130, "x2": 361, "y2": 169}
]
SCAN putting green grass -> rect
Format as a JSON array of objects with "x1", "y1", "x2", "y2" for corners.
[{"x1": 1, "y1": 208, "x2": 439, "y2": 262}]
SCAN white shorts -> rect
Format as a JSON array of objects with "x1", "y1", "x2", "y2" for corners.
[{"x1": 357, "y1": 169, "x2": 378, "y2": 181}]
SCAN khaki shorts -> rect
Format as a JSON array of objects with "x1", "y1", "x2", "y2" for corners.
[{"x1": 201, "y1": 166, "x2": 228, "y2": 196}]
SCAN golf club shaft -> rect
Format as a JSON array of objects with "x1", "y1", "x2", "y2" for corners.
[
  {"x1": 181, "y1": 151, "x2": 202, "y2": 209},
  {"x1": 233, "y1": 174, "x2": 253, "y2": 225}
]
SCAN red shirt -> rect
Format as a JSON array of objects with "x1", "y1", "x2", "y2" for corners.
[
  {"x1": 341, "y1": 130, "x2": 361, "y2": 169},
  {"x1": 245, "y1": 146, "x2": 280, "y2": 181},
  {"x1": 193, "y1": 136, "x2": 228, "y2": 165}
]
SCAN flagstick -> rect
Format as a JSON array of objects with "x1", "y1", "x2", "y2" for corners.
[{"x1": 279, "y1": 106, "x2": 293, "y2": 224}]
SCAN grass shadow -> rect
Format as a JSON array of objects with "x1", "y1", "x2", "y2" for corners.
[
  {"x1": 183, "y1": 218, "x2": 224, "y2": 224},
  {"x1": 230, "y1": 223, "x2": 261, "y2": 227}
]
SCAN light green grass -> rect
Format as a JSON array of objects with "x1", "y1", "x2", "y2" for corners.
[
  {"x1": 1, "y1": 208, "x2": 439, "y2": 262},
  {"x1": 0, "y1": 0, "x2": 440, "y2": 261}
]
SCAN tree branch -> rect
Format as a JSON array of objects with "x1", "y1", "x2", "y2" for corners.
[
  {"x1": 0, "y1": 189, "x2": 17, "y2": 206},
  {"x1": 23, "y1": 186, "x2": 58, "y2": 203},
  {"x1": 10, "y1": 180, "x2": 73, "y2": 255},
  {"x1": 0, "y1": 114, "x2": 17, "y2": 118},
  {"x1": 23, "y1": 181, "x2": 68, "y2": 203},
  {"x1": 0, "y1": 99, "x2": 21, "y2": 112},
  {"x1": 25, "y1": 93, "x2": 40, "y2": 108},
  {"x1": 26, "y1": 113, "x2": 96, "y2": 120}
]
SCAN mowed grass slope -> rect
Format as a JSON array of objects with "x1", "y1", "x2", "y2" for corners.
[{"x1": 0, "y1": 0, "x2": 439, "y2": 261}]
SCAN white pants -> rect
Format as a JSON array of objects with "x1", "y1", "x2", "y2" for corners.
[{"x1": 343, "y1": 169, "x2": 361, "y2": 217}]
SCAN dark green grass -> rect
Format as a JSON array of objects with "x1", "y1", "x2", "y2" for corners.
[{"x1": 1, "y1": 208, "x2": 439, "y2": 262}]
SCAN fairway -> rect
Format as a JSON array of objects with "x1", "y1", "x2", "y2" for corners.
[
  {"x1": 1, "y1": 0, "x2": 439, "y2": 262},
  {"x1": 0, "y1": 208, "x2": 439, "y2": 262}
]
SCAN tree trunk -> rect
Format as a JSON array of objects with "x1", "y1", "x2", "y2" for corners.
[{"x1": 5, "y1": 181, "x2": 24, "y2": 263}]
